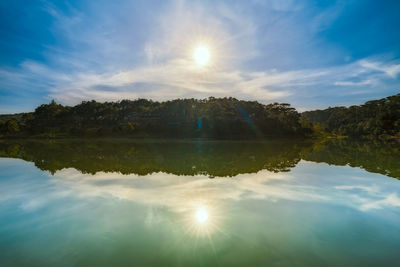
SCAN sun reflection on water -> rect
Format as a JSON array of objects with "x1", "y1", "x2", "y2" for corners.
[
  {"x1": 180, "y1": 201, "x2": 227, "y2": 245},
  {"x1": 195, "y1": 206, "x2": 209, "y2": 223}
]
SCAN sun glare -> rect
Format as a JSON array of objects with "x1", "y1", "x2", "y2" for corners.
[
  {"x1": 193, "y1": 45, "x2": 210, "y2": 66},
  {"x1": 181, "y1": 202, "x2": 225, "y2": 239},
  {"x1": 195, "y1": 206, "x2": 209, "y2": 223}
]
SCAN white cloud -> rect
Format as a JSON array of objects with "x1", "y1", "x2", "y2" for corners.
[
  {"x1": 334, "y1": 79, "x2": 374, "y2": 86},
  {"x1": 2, "y1": 56, "x2": 399, "y2": 108},
  {"x1": 46, "y1": 58, "x2": 400, "y2": 105},
  {"x1": 360, "y1": 193, "x2": 400, "y2": 211},
  {"x1": 2, "y1": 158, "x2": 400, "y2": 214},
  {"x1": 1, "y1": 0, "x2": 399, "y2": 111},
  {"x1": 27, "y1": 162, "x2": 400, "y2": 213},
  {"x1": 359, "y1": 60, "x2": 400, "y2": 78},
  {"x1": 335, "y1": 185, "x2": 379, "y2": 194},
  {"x1": 47, "y1": 167, "x2": 327, "y2": 213}
]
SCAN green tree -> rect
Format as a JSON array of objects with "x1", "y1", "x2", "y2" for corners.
[{"x1": 6, "y1": 119, "x2": 20, "y2": 134}]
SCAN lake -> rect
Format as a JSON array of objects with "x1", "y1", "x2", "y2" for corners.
[{"x1": 0, "y1": 139, "x2": 400, "y2": 266}]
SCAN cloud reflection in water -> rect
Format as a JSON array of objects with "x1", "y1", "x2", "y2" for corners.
[{"x1": 45, "y1": 160, "x2": 400, "y2": 214}]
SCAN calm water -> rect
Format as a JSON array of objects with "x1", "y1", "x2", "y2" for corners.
[{"x1": 0, "y1": 139, "x2": 400, "y2": 266}]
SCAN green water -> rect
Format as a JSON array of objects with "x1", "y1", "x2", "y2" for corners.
[{"x1": 0, "y1": 139, "x2": 399, "y2": 266}]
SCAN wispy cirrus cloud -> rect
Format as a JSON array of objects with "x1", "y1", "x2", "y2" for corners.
[
  {"x1": 2, "y1": 56, "x2": 397, "y2": 109},
  {"x1": 0, "y1": 0, "x2": 399, "y2": 113}
]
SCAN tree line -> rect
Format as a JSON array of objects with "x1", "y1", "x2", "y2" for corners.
[
  {"x1": 1, "y1": 94, "x2": 399, "y2": 139},
  {"x1": 0, "y1": 97, "x2": 312, "y2": 138},
  {"x1": 302, "y1": 94, "x2": 400, "y2": 140}
]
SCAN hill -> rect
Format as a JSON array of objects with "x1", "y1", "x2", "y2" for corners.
[
  {"x1": 0, "y1": 97, "x2": 312, "y2": 139},
  {"x1": 302, "y1": 94, "x2": 400, "y2": 139},
  {"x1": 2, "y1": 94, "x2": 399, "y2": 139}
]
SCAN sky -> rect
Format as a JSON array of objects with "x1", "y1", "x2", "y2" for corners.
[{"x1": 0, "y1": 0, "x2": 399, "y2": 113}]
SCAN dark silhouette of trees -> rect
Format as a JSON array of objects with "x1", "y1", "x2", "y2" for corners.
[
  {"x1": 1, "y1": 138, "x2": 398, "y2": 179},
  {"x1": 2, "y1": 94, "x2": 398, "y2": 139},
  {"x1": 302, "y1": 94, "x2": 400, "y2": 139},
  {"x1": 0, "y1": 139, "x2": 312, "y2": 177},
  {"x1": 0, "y1": 119, "x2": 20, "y2": 135},
  {"x1": 0, "y1": 97, "x2": 312, "y2": 138}
]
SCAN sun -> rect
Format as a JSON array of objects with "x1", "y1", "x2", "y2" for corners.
[{"x1": 193, "y1": 45, "x2": 210, "y2": 66}]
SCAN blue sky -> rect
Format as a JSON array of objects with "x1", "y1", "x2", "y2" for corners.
[{"x1": 0, "y1": 0, "x2": 399, "y2": 113}]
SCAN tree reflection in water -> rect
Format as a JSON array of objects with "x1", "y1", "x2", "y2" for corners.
[{"x1": 0, "y1": 138, "x2": 398, "y2": 179}]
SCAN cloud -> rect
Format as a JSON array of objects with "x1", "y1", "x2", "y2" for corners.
[
  {"x1": 2, "y1": 0, "x2": 291, "y2": 104},
  {"x1": 47, "y1": 62, "x2": 293, "y2": 104},
  {"x1": 2, "y1": 158, "x2": 400, "y2": 214},
  {"x1": 47, "y1": 167, "x2": 327, "y2": 213},
  {"x1": 334, "y1": 185, "x2": 379, "y2": 194},
  {"x1": 24, "y1": 162, "x2": 400, "y2": 213},
  {"x1": 359, "y1": 60, "x2": 400, "y2": 78},
  {"x1": 3, "y1": 56, "x2": 396, "y2": 107},
  {"x1": 1, "y1": 0, "x2": 399, "y2": 112},
  {"x1": 0, "y1": 56, "x2": 397, "y2": 112},
  {"x1": 334, "y1": 80, "x2": 374, "y2": 86},
  {"x1": 334, "y1": 183, "x2": 400, "y2": 211},
  {"x1": 360, "y1": 193, "x2": 400, "y2": 211}
]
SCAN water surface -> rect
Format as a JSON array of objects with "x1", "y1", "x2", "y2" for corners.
[{"x1": 0, "y1": 139, "x2": 399, "y2": 266}]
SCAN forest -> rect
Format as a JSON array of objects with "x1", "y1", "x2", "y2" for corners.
[
  {"x1": 0, "y1": 97, "x2": 312, "y2": 138},
  {"x1": 303, "y1": 93, "x2": 400, "y2": 139},
  {"x1": 0, "y1": 94, "x2": 399, "y2": 139}
]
